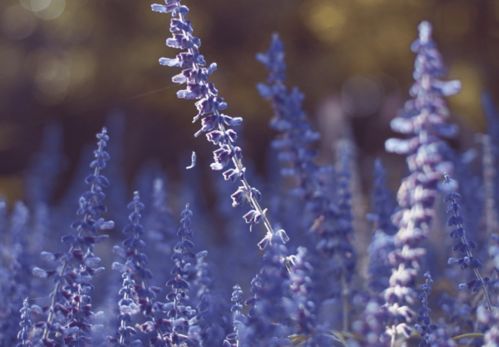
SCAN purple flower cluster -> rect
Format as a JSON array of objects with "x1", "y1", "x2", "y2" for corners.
[
  {"x1": 257, "y1": 33, "x2": 356, "y2": 328},
  {"x1": 34, "y1": 128, "x2": 114, "y2": 346},
  {"x1": 383, "y1": 21, "x2": 461, "y2": 341}
]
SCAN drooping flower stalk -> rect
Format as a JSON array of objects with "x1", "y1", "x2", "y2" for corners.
[
  {"x1": 150, "y1": 0, "x2": 288, "y2": 250},
  {"x1": 383, "y1": 21, "x2": 460, "y2": 343},
  {"x1": 36, "y1": 128, "x2": 114, "y2": 346}
]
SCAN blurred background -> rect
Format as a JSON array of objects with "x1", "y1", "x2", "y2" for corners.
[{"x1": 0, "y1": 0, "x2": 498, "y2": 204}]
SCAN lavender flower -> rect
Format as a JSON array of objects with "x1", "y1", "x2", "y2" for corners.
[
  {"x1": 413, "y1": 273, "x2": 456, "y2": 346},
  {"x1": 36, "y1": 127, "x2": 114, "y2": 346},
  {"x1": 16, "y1": 298, "x2": 33, "y2": 347},
  {"x1": 144, "y1": 204, "x2": 200, "y2": 346},
  {"x1": 113, "y1": 191, "x2": 156, "y2": 316},
  {"x1": 257, "y1": 33, "x2": 355, "y2": 329},
  {"x1": 415, "y1": 272, "x2": 434, "y2": 345},
  {"x1": 257, "y1": 34, "x2": 321, "y2": 193},
  {"x1": 440, "y1": 176, "x2": 492, "y2": 310},
  {"x1": 151, "y1": 0, "x2": 287, "y2": 249},
  {"x1": 223, "y1": 284, "x2": 248, "y2": 347},
  {"x1": 383, "y1": 21, "x2": 460, "y2": 342},
  {"x1": 286, "y1": 247, "x2": 333, "y2": 346},
  {"x1": 367, "y1": 160, "x2": 396, "y2": 292},
  {"x1": 193, "y1": 250, "x2": 226, "y2": 346},
  {"x1": 111, "y1": 271, "x2": 142, "y2": 346},
  {"x1": 245, "y1": 234, "x2": 291, "y2": 346},
  {"x1": 286, "y1": 247, "x2": 315, "y2": 334}
]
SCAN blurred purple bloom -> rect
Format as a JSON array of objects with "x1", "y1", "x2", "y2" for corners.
[{"x1": 384, "y1": 21, "x2": 460, "y2": 340}]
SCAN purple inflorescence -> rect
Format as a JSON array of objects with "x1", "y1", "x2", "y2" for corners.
[
  {"x1": 257, "y1": 33, "x2": 321, "y2": 193},
  {"x1": 223, "y1": 284, "x2": 248, "y2": 347},
  {"x1": 35, "y1": 127, "x2": 114, "y2": 346},
  {"x1": 383, "y1": 21, "x2": 460, "y2": 341},
  {"x1": 286, "y1": 247, "x2": 334, "y2": 346},
  {"x1": 440, "y1": 176, "x2": 493, "y2": 309},
  {"x1": 113, "y1": 192, "x2": 156, "y2": 316},
  {"x1": 414, "y1": 273, "x2": 456, "y2": 346},
  {"x1": 16, "y1": 298, "x2": 33, "y2": 347},
  {"x1": 151, "y1": 0, "x2": 287, "y2": 249},
  {"x1": 193, "y1": 250, "x2": 226, "y2": 345},
  {"x1": 367, "y1": 160, "x2": 397, "y2": 292},
  {"x1": 110, "y1": 191, "x2": 157, "y2": 345},
  {"x1": 245, "y1": 234, "x2": 292, "y2": 346},
  {"x1": 257, "y1": 34, "x2": 355, "y2": 319},
  {"x1": 143, "y1": 204, "x2": 201, "y2": 346},
  {"x1": 113, "y1": 271, "x2": 142, "y2": 346}
]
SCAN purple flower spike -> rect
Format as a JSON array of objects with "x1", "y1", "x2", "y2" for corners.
[
  {"x1": 383, "y1": 21, "x2": 460, "y2": 341},
  {"x1": 151, "y1": 0, "x2": 286, "y2": 250},
  {"x1": 37, "y1": 127, "x2": 114, "y2": 346}
]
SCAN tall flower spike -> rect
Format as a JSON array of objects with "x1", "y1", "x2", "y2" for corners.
[
  {"x1": 367, "y1": 160, "x2": 396, "y2": 292},
  {"x1": 151, "y1": 0, "x2": 287, "y2": 250},
  {"x1": 36, "y1": 127, "x2": 114, "y2": 346},
  {"x1": 110, "y1": 191, "x2": 157, "y2": 345},
  {"x1": 245, "y1": 234, "x2": 292, "y2": 346},
  {"x1": 16, "y1": 298, "x2": 33, "y2": 347},
  {"x1": 112, "y1": 191, "x2": 155, "y2": 316},
  {"x1": 286, "y1": 247, "x2": 334, "y2": 346},
  {"x1": 257, "y1": 33, "x2": 321, "y2": 193},
  {"x1": 223, "y1": 284, "x2": 248, "y2": 347},
  {"x1": 440, "y1": 175, "x2": 493, "y2": 310},
  {"x1": 258, "y1": 33, "x2": 355, "y2": 329},
  {"x1": 111, "y1": 271, "x2": 142, "y2": 346},
  {"x1": 193, "y1": 250, "x2": 225, "y2": 346},
  {"x1": 145, "y1": 204, "x2": 201, "y2": 346},
  {"x1": 414, "y1": 273, "x2": 456, "y2": 347},
  {"x1": 415, "y1": 272, "x2": 433, "y2": 345},
  {"x1": 383, "y1": 21, "x2": 460, "y2": 342}
]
